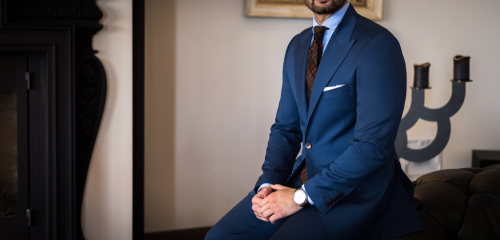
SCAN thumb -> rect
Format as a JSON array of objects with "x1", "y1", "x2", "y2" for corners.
[
  {"x1": 258, "y1": 187, "x2": 272, "y2": 198},
  {"x1": 261, "y1": 187, "x2": 272, "y2": 197},
  {"x1": 271, "y1": 184, "x2": 286, "y2": 191}
]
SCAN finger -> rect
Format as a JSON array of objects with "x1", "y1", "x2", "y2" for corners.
[
  {"x1": 257, "y1": 216, "x2": 269, "y2": 222},
  {"x1": 252, "y1": 204, "x2": 259, "y2": 212},
  {"x1": 252, "y1": 196, "x2": 258, "y2": 205},
  {"x1": 259, "y1": 190, "x2": 273, "y2": 199},
  {"x1": 252, "y1": 196, "x2": 262, "y2": 205},
  {"x1": 262, "y1": 208, "x2": 275, "y2": 219},
  {"x1": 257, "y1": 193, "x2": 265, "y2": 199},
  {"x1": 259, "y1": 197, "x2": 269, "y2": 207},
  {"x1": 258, "y1": 204, "x2": 271, "y2": 215},
  {"x1": 254, "y1": 211, "x2": 269, "y2": 221},
  {"x1": 270, "y1": 215, "x2": 279, "y2": 224},
  {"x1": 271, "y1": 184, "x2": 286, "y2": 191},
  {"x1": 270, "y1": 210, "x2": 283, "y2": 224}
]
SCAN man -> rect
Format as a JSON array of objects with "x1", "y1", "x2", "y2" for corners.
[{"x1": 206, "y1": 0, "x2": 425, "y2": 239}]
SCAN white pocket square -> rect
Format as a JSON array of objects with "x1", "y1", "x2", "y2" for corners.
[{"x1": 324, "y1": 84, "x2": 345, "y2": 92}]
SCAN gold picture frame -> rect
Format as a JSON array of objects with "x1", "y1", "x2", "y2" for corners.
[{"x1": 245, "y1": 0, "x2": 383, "y2": 20}]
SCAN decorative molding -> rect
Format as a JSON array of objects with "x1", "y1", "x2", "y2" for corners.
[
  {"x1": 245, "y1": 0, "x2": 383, "y2": 20},
  {"x1": 74, "y1": 53, "x2": 107, "y2": 240},
  {"x1": 6, "y1": 0, "x2": 102, "y2": 21}
]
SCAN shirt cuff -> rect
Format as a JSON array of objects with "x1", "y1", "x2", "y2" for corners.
[
  {"x1": 258, "y1": 183, "x2": 272, "y2": 193},
  {"x1": 302, "y1": 184, "x2": 315, "y2": 205}
]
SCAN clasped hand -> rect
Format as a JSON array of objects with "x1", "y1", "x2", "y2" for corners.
[{"x1": 251, "y1": 184, "x2": 302, "y2": 224}]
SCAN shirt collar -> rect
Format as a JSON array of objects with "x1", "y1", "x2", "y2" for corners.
[{"x1": 312, "y1": 2, "x2": 350, "y2": 30}]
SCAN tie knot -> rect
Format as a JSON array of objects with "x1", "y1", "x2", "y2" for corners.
[{"x1": 313, "y1": 26, "x2": 329, "y2": 40}]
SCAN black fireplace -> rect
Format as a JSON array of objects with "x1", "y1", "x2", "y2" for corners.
[{"x1": 0, "y1": 1, "x2": 107, "y2": 239}]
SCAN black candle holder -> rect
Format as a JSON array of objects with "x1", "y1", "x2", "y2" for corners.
[
  {"x1": 412, "y1": 63, "x2": 432, "y2": 90},
  {"x1": 452, "y1": 55, "x2": 472, "y2": 83},
  {"x1": 395, "y1": 56, "x2": 472, "y2": 162}
]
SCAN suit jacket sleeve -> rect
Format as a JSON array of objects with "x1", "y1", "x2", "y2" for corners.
[
  {"x1": 254, "y1": 38, "x2": 303, "y2": 193},
  {"x1": 304, "y1": 33, "x2": 407, "y2": 214}
]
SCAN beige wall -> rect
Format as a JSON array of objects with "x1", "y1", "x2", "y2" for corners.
[
  {"x1": 82, "y1": 0, "x2": 133, "y2": 239},
  {"x1": 145, "y1": 0, "x2": 500, "y2": 232}
]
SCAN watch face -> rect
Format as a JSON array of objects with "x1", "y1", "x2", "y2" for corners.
[{"x1": 293, "y1": 189, "x2": 307, "y2": 204}]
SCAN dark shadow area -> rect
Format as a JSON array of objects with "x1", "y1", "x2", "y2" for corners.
[
  {"x1": 144, "y1": 0, "x2": 177, "y2": 233},
  {"x1": 145, "y1": 226, "x2": 212, "y2": 240}
]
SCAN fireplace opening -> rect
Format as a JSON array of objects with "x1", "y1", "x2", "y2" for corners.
[{"x1": 0, "y1": 65, "x2": 19, "y2": 221}]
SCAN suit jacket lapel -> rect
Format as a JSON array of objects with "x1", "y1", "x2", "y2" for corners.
[
  {"x1": 306, "y1": 4, "x2": 359, "y2": 126},
  {"x1": 294, "y1": 28, "x2": 312, "y2": 121},
  {"x1": 306, "y1": 40, "x2": 355, "y2": 123}
]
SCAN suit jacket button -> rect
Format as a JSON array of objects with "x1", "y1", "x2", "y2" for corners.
[{"x1": 305, "y1": 143, "x2": 312, "y2": 149}]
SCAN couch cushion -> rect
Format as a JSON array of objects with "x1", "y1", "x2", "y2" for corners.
[
  {"x1": 413, "y1": 182, "x2": 468, "y2": 234},
  {"x1": 415, "y1": 169, "x2": 475, "y2": 194},
  {"x1": 457, "y1": 195, "x2": 500, "y2": 239},
  {"x1": 396, "y1": 164, "x2": 500, "y2": 240}
]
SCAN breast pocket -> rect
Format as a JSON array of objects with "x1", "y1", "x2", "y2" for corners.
[{"x1": 321, "y1": 83, "x2": 350, "y2": 100}]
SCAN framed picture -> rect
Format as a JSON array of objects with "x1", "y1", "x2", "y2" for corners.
[{"x1": 245, "y1": 0, "x2": 383, "y2": 20}]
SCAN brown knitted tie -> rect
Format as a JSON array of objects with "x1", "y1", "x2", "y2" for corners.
[{"x1": 300, "y1": 26, "x2": 328, "y2": 185}]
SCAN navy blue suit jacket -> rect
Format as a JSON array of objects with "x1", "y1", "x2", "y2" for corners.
[{"x1": 251, "y1": 5, "x2": 425, "y2": 240}]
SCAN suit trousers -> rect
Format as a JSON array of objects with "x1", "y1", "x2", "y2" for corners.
[{"x1": 205, "y1": 175, "x2": 332, "y2": 240}]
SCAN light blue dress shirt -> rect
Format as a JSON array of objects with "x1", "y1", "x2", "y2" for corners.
[{"x1": 258, "y1": 2, "x2": 350, "y2": 206}]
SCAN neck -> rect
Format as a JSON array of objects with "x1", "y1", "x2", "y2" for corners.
[{"x1": 313, "y1": 0, "x2": 348, "y2": 25}]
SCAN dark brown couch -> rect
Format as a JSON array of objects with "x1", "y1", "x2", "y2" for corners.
[{"x1": 396, "y1": 164, "x2": 500, "y2": 240}]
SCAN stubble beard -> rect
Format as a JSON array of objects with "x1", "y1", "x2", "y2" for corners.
[{"x1": 304, "y1": 0, "x2": 346, "y2": 15}]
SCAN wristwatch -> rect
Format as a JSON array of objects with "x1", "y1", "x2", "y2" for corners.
[{"x1": 293, "y1": 187, "x2": 309, "y2": 207}]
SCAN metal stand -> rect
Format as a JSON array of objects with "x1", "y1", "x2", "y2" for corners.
[{"x1": 395, "y1": 80, "x2": 471, "y2": 162}]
